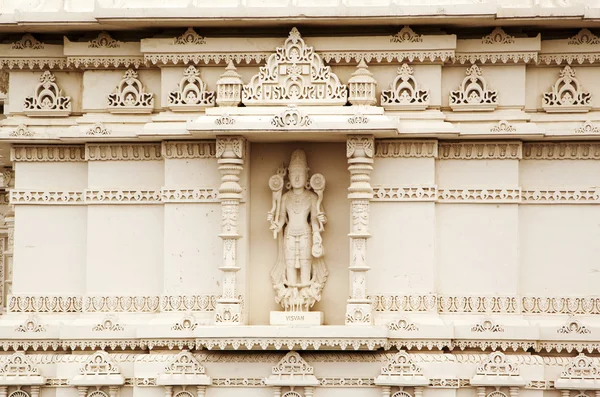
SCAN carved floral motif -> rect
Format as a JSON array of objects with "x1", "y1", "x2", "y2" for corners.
[
  {"x1": 23, "y1": 71, "x2": 71, "y2": 117},
  {"x1": 11, "y1": 33, "x2": 44, "y2": 50},
  {"x1": 449, "y1": 65, "x2": 498, "y2": 111},
  {"x1": 107, "y1": 69, "x2": 154, "y2": 113},
  {"x1": 168, "y1": 65, "x2": 215, "y2": 111},
  {"x1": 543, "y1": 66, "x2": 591, "y2": 112},
  {"x1": 15, "y1": 316, "x2": 46, "y2": 332},
  {"x1": 482, "y1": 27, "x2": 515, "y2": 44},
  {"x1": 9, "y1": 125, "x2": 34, "y2": 137},
  {"x1": 557, "y1": 319, "x2": 591, "y2": 334},
  {"x1": 347, "y1": 113, "x2": 369, "y2": 124},
  {"x1": 174, "y1": 28, "x2": 206, "y2": 45},
  {"x1": 568, "y1": 29, "x2": 600, "y2": 45},
  {"x1": 88, "y1": 32, "x2": 122, "y2": 48},
  {"x1": 171, "y1": 316, "x2": 198, "y2": 331},
  {"x1": 381, "y1": 63, "x2": 429, "y2": 110},
  {"x1": 271, "y1": 106, "x2": 312, "y2": 128},
  {"x1": 93, "y1": 316, "x2": 124, "y2": 332},
  {"x1": 86, "y1": 122, "x2": 111, "y2": 136},
  {"x1": 574, "y1": 121, "x2": 600, "y2": 134},
  {"x1": 472, "y1": 318, "x2": 505, "y2": 332},
  {"x1": 390, "y1": 26, "x2": 422, "y2": 43},
  {"x1": 242, "y1": 28, "x2": 347, "y2": 105},
  {"x1": 388, "y1": 318, "x2": 419, "y2": 331},
  {"x1": 490, "y1": 120, "x2": 516, "y2": 133}
]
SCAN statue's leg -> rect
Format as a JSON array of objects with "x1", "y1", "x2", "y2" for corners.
[
  {"x1": 285, "y1": 234, "x2": 297, "y2": 287},
  {"x1": 300, "y1": 233, "x2": 312, "y2": 286}
]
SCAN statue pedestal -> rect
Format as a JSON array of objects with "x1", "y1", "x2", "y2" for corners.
[{"x1": 270, "y1": 311, "x2": 324, "y2": 325}]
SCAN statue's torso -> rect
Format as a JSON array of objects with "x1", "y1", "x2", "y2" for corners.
[{"x1": 283, "y1": 190, "x2": 314, "y2": 236}]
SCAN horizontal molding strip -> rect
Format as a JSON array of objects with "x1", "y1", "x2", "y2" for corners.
[
  {"x1": 10, "y1": 188, "x2": 221, "y2": 204},
  {"x1": 7, "y1": 294, "x2": 244, "y2": 313},
  {"x1": 372, "y1": 294, "x2": 600, "y2": 315},
  {"x1": 372, "y1": 187, "x2": 600, "y2": 204},
  {"x1": 11, "y1": 141, "x2": 217, "y2": 162}
]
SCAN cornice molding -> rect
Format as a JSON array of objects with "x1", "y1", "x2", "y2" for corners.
[
  {"x1": 11, "y1": 145, "x2": 85, "y2": 162},
  {"x1": 375, "y1": 140, "x2": 438, "y2": 158},
  {"x1": 523, "y1": 142, "x2": 600, "y2": 160},
  {"x1": 438, "y1": 142, "x2": 522, "y2": 160},
  {"x1": 85, "y1": 143, "x2": 162, "y2": 161}
]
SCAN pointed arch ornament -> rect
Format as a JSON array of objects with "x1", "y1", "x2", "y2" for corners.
[
  {"x1": 107, "y1": 69, "x2": 154, "y2": 114},
  {"x1": 167, "y1": 66, "x2": 215, "y2": 111},
  {"x1": 542, "y1": 66, "x2": 591, "y2": 113},
  {"x1": 375, "y1": 351, "x2": 429, "y2": 397},
  {"x1": 242, "y1": 27, "x2": 347, "y2": 106},
  {"x1": 157, "y1": 350, "x2": 210, "y2": 391},
  {"x1": 0, "y1": 352, "x2": 45, "y2": 385},
  {"x1": 555, "y1": 354, "x2": 600, "y2": 390},
  {"x1": 23, "y1": 71, "x2": 71, "y2": 117},
  {"x1": 265, "y1": 352, "x2": 318, "y2": 397},
  {"x1": 381, "y1": 63, "x2": 429, "y2": 110},
  {"x1": 449, "y1": 65, "x2": 498, "y2": 111}
]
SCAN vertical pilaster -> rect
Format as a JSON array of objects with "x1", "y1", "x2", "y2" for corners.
[
  {"x1": 4, "y1": 212, "x2": 14, "y2": 305},
  {"x1": 30, "y1": 386, "x2": 40, "y2": 397},
  {"x1": 196, "y1": 386, "x2": 206, "y2": 397},
  {"x1": 108, "y1": 386, "x2": 119, "y2": 397},
  {"x1": 345, "y1": 135, "x2": 374, "y2": 325},
  {"x1": 214, "y1": 136, "x2": 245, "y2": 324},
  {"x1": 381, "y1": 386, "x2": 391, "y2": 397}
]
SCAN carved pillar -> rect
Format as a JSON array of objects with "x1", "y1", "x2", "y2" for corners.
[
  {"x1": 164, "y1": 386, "x2": 173, "y2": 397},
  {"x1": 381, "y1": 386, "x2": 391, "y2": 397},
  {"x1": 77, "y1": 387, "x2": 88, "y2": 397},
  {"x1": 477, "y1": 387, "x2": 486, "y2": 397},
  {"x1": 415, "y1": 386, "x2": 424, "y2": 397},
  {"x1": 196, "y1": 386, "x2": 206, "y2": 397},
  {"x1": 304, "y1": 387, "x2": 314, "y2": 397},
  {"x1": 214, "y1": 136, "x2": 245, "y2": 325},
  {"x1": 108, "y1": 386, "x2": 119, "y2": 397},
  {"x1": 30, "y1": 386, "x2": 40, "y2": 397},
  {"x1": 345, "y1": 135, "x2": 374, "y2": 325},
  {"x1": 509, "y1": 387, "x2": 519, "y2": 397},
  {"x1": 0, "y1": 386, "x2": 7, "y2": 397}
]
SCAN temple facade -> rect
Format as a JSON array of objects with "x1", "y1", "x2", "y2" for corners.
[{"x1": 0, "y1": 1, "x2": 600, "y2": 396}]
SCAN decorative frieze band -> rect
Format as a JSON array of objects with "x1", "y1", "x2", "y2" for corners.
[
  {"x1": 522, "y1": 189, "x2": 600, "y2": 204},
  {"x1": 373, "y1": 294, "x2": 600, "y2": 315},
  {"x1": 86, "y1": 143, "x2": 162, "y2": 161},
  {"x1": 437, "y1": 188, "x2": 521, "y2": 203},
  {"x1": 11, "y1": 145, "x2": 85, "y2": 162},
  {"x1": 161, "y1": 141, "x2": 216, "y2": 159},
  {"x1": 439, "y1": 142, "x2": 522, "y2": 160},
  {"x1": 10, "y1": 188, "x2": 222, "y2": 205},
  {"x1": 375, "y1": 140, "x2": 438, "y2": 158},
  {"x1": 523, "y1": 143, "x2": 600, "y2": 160},
  {"x1": 372, "y1": 186, "x2": 437, "y2": 201},
  {"x1": 8, "y1": 295, "x2": 231, "y2": 313}
]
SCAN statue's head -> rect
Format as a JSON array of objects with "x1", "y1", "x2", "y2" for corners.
[{"x1": 288, "y1": 149, "x2": 309, "y2": 189}]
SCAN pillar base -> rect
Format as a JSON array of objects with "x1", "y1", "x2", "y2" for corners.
[
  {"x1": 214, "y1": 302, "x2": 242, "y2": 324},
  {"x1": 345, "y1": 302, "x2": 373, "y2": 325}
]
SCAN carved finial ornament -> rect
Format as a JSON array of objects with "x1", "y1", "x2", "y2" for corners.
[
  {"x1": 107, "y1": 69, "x2": 154, "y2": 114},
  {"x1": 23, "y1": 71, "x2": 72, "y2": 117},
  {"x1": 167, "y1": 65, "x2": 215, "y2": 111},
  {"x1": 543, "y1": 66, "x2": 591, "y2": 113},
  {"x1": 348, "y1": 59, "x2": 377, "y2": 106},
  {"x1": 268, "y1": 149, "x2": 328, "y2": 312},
  {"x1": 216, "y1": 61, "x2": 243, "y2": 107},
  {"x1": 381, "y1": 63, "x2": 429, "y2": 110},
  {"x1": 243, "y1": 27, "x2": 347, "y2": 105},
  {"x1": 449, "y1": 65, "x2": 498, "y2": 111}
]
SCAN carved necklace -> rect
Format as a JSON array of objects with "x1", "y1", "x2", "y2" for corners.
[{"x1": 290, "y1": 191, "x2": 307, "y2": 214}]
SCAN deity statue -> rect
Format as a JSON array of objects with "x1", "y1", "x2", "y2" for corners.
[{"x1": 267, "y1": 149, "x2": 328, "y2": 312}]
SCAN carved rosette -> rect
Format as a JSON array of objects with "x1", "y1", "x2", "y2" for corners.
[
  {"x1": 168, "y1": 65, "x2": 215, "y2": 111},
  {"x1": 215, "y1": 136, "x2": 245, "y2": 325},
  {"x1": 381, "y1": 63, "x2": 429, "y2": 110},
  {"x1": 107, "y1": 69, "x2": 154, "y2": 114},
  {"x1": 23, "y1": 71, "x2": 71, "y2": 117},
  {"x1": 242, "y1": 27, "x2": 347, "y2": 105},
  {"x1": 348, "y1": 59, "x2": 377, "y2": 106},
  {"x1": 216, "y1": 61, "x2": 243, "y2": 107},
  {"x1": 449, "y1": 65, "x2": 498, "y2": 111},
  {"x1": 346, "y1": 135, "x2": 374, "y2": 325},
  {"x1": 543, "y1": 66, "x2": 591, "y2": 113}
]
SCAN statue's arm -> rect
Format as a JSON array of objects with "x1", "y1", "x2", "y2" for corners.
[
  {"x1": 275, "y1": 194, "x2": 287, "y2": 232},
  {"x1": 310, "y1": 194, "x2": 320, "y2": 233}
]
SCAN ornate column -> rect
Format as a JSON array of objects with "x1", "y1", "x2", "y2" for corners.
[
  {"x1": 214, "y1": 136, "x2": 246, "y2": 325},
  {"x1": 345, "y1": 135, "x2": 374, "y2": 325}
]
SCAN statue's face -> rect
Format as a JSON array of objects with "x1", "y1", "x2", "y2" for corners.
[{"x1": 289, "y1": 167, "x2": 307, "y2": 189}]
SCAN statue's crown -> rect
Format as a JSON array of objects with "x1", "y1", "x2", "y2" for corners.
[{"x1": 289, "y1": 149, "x2": 308, "y2": 169}]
